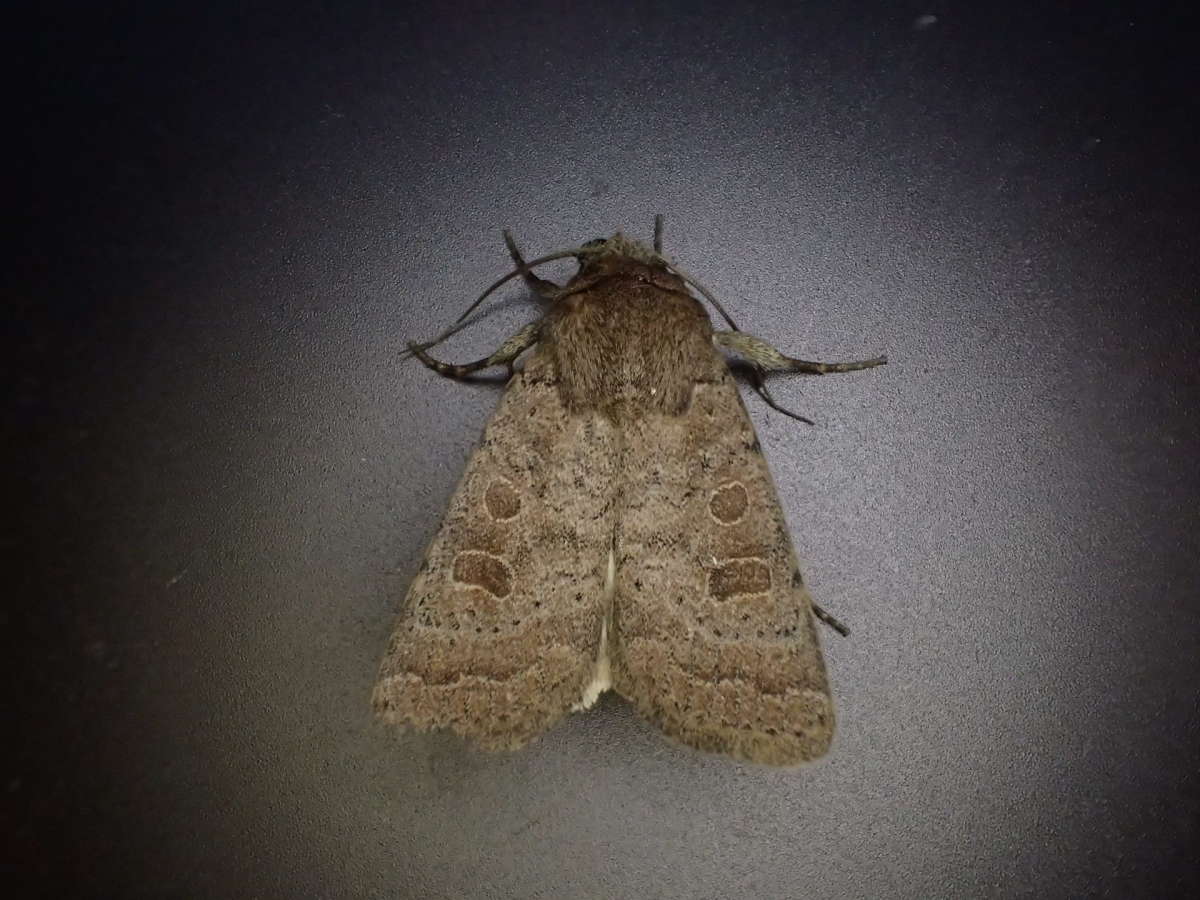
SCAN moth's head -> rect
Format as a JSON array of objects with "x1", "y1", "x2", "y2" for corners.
[{"x1": 574, "y1": 232, "x2": 665, "y2": 269}]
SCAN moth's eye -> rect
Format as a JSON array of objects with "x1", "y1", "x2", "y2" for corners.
[{"x1": 582, "y1": 238, "x2": 607, "y2": 249}]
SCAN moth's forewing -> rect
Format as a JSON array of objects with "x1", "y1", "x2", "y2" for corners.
[{"x1": 373, "y1": 349, "x2": 617, "y2": 749}]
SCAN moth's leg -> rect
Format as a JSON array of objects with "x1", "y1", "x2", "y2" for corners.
[
  {"x1": 502, "y1": 230, "x2": 560, "y2": 300},
  {"x1": 811, "y1": 603, "x2": 850, "y2": 637},
  {"x1": 409, "y1": 322, "x2": 539, "y2": 380},
  {"x1": 714, "y1": 332, "x2": 887, "y2": 374},
  {"x1": 653, "y1": 214, "x2": 664, "y2": 254},
  {"x1": 714, "y1": 331, "x2": 886, "y2": 424},
  {"x1": 753, "y1": 379, "x2": 814, "y2": 425}
]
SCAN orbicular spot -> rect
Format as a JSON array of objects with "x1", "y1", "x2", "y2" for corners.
[
  {"x1": 708, "y1": 559, "x2": 771, "y2": 600},
  {"x1": 709, "y1": 482, "x2": 748, "y2": 524},
  {"x1": 484, "y1": 480, "x2": 521, "y2": 521},
  {"x1": 452, "y1": 551, "x2": 512, "y2": 597}
]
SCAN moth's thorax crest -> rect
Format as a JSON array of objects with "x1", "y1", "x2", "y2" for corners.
[
  {"x1": 565, "y1": 232, "x2": 689, "y2": 298},
  {"x1": 542, "y1": 251, "x2": 720, "y2": 419},
  {"x1": 577, "y1": 232, "x2": 661, "y2": 266}
]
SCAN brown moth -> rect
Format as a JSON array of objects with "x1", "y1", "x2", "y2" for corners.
[{"x1": 373, "y1": 219, "x2": 886, "y2": 765}]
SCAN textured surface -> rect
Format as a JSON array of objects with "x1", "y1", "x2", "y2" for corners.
[{"x1": 9, "y1": 1, "x2": 1198, "y2": 897}]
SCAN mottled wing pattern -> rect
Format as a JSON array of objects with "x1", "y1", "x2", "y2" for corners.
[
  {"x1": 373, "y1": 347, "x2": 618, "y2": 750},
  {"x1": 611, "y1": 365, "x2": 834, "y2": 765}
]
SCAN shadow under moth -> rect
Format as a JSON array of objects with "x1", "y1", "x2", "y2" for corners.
[{"x1": 373, "y1": 218, "x2": 886, "y2": 765}]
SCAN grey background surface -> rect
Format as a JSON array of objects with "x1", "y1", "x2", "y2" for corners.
[{"x1": 9, "y1": 1, "x2": 1197, "y2": 897}]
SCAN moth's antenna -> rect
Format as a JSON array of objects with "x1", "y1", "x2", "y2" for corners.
[
  {"x1": 667, "y1": 260, "x2": 821, "y2": 425},
  {"x1": 503, "y1": 230, "x2": 562, "y2": 301},
  {"x1": 665, "y1": 262, "x2": 742, "y2": 332},
  {"x1": 653, "y1": 214, "x2": 664, "y2": 254},
  {"x1": 402, "y1": 247, "x2": 584, "y2": 359}
]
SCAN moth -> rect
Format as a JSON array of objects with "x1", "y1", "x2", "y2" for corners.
[{"x1": 373, "y1": 218, "x2": 886, "y2": 765}]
